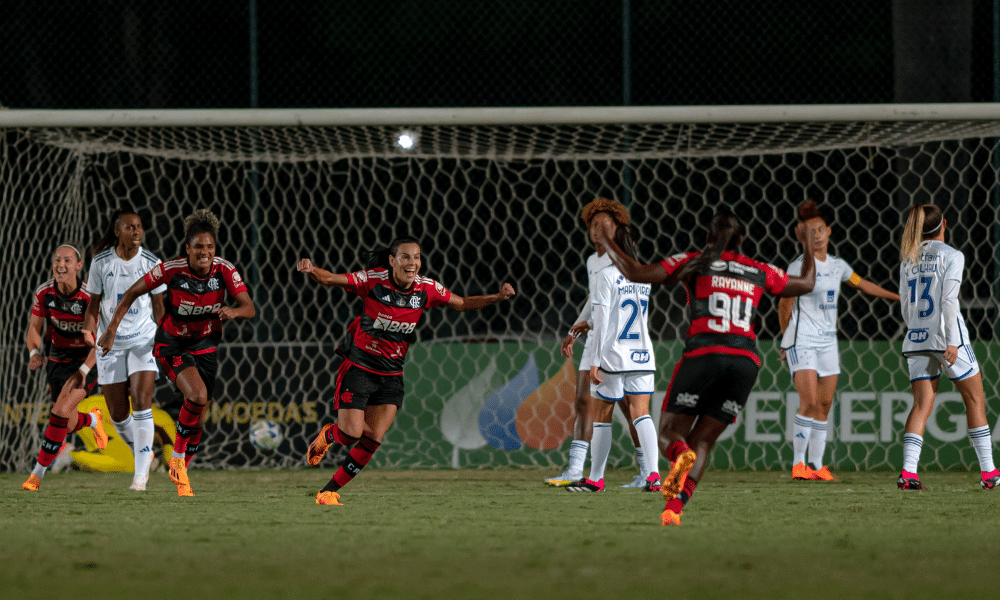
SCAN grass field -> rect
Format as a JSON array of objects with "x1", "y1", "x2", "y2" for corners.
[{"x1": 1, "y1": 467, "x2": 998, "y2": 600}]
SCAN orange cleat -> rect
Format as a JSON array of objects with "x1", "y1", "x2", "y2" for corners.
[
  {"x1": 315, "y1": 491, "x2": 343, "y2": 506},
  {"x1": 168, "y1": 457, "x2": 194, "y2": 497},
  {"x1": 21, "y1": 474, "x2": 41, "y2": 491},
  {"x1": 810, "y1": 466, "x2": 839, "y2": 481},
  {"x1": 90, "y1": 408, "x2": 109, "y2": 450},
  {"x1": 306, "y1": 424, "x2": 335, "y2": 466},
  {"x1": 792, "y1": 462, "x2": 814, "y2": 480},
  {"x1": 662, "y1": 449, "x2": 696, "y2": 501},
  {"x1": 660, "y1": 508, "x2": 682, "y2": 526}
]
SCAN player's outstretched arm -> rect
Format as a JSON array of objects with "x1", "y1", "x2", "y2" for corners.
[
  {"x1": 97, "y1": 278, "x2": 151, "y2": 354},
  {"x1": 849, "y1": 277, "x2": 900, "y2": 302},
  {"x1": 446, "y1": 283, "x2": 515, "y2": 312},
  {"x1": 25, "y1": 315, "x2": 46, "y2": 371},
  {"x1": 780, "y1": 222, "x2": 816, "y2": 297},
  {"x1": 296, "y1": 258, "x2": 350, "y2": 288},
  {"x1": 591, "y1": 220, "x2": 669, "y2": 284},
  {"x1": 217, "y1": 291, "x2": 256, "y2": 321}
]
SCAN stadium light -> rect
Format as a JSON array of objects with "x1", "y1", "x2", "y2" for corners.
[{"x1": 396, "y1": 130, "x2": 418, "y2": 150}]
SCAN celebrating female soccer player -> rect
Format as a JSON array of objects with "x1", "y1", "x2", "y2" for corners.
[
  {"x1": 299, "y1": 237, "x2": 515, "y2": 506},
  {"x1": 83, "y1": 209, "x2": 165, "y2": 491},
  {"x1": 548, "y1": 198, "x2": 647, "y2": 489},
  {"x1": 564, "y1": 216, "x2": 661, "y2": 493},
  {"x1": 22, "y1": 244, "x2": 109, "y2": 491},
  {"x1": 596, "y1": 209, "x2": 817, "y2": 525},
  {"x1": 896, "y1": 204, "x2": 999, "y2": 491},
  {"x1": 778, "y1": 201, "x2": 899, "y2": 481},
  {"x1": 98, "y1": 209, "x2": 255, "y2": 497}
]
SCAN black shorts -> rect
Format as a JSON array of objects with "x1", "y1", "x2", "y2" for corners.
[
  {"x1": 663, "y1": 354, "x2": 759, "y2": 423},
  {"x1": 333, "y1": 361, "x2": 404, "y2": 410},
  {"x1": 155, "y1": 342, "x2": 219, "y2": 401},
  {"x1": 46, "y1": 359, "x2": 98, "y2": 404}
]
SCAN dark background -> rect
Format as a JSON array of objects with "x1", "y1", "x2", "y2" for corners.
[{"x1": 2, "y1": 0, "x2": 998, "y2": 109}]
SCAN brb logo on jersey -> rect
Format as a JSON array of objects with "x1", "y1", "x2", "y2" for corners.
[
  {"x1": 178, "y1": 301, "x2": 222, "y2": 316},
  {"x1": 630, "y1": 350, "x2": 650, "y2": 364},
  {"x1": 373, "y1": 316, "x2": 416, "y2": 334},
  {"x1": 908, "y1": 329, "x2": 930, "y2": 343}
]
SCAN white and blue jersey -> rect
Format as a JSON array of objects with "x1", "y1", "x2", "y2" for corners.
[
  {"x1": 780, "y1": 254, "x2": 856, "y2": 350},
  {"x1": 88, "y1": 246, "x2": 165, "y2": 351},
  {"x1": 590, "y1": 264, "x2": 654, "y2": 374},
  {"x1": 899, "y1": 240, "x2": 971, "y2": 356}
]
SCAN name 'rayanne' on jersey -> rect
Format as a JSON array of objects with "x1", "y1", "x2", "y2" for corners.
[{"x1": 711, "y1": 275, "x2": 755, "y2": 295}]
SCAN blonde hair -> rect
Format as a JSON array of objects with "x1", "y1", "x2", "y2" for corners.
[
  {"x1": 580, "y1": 197, "x2": 630, "y2": 228},
  {"x1": 900, "y1": 204, "x2": 942, "y2": 264}
]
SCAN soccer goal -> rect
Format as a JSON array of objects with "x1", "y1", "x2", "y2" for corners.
[{"x1": 2, "y1": 105, "x2": 999, "y2": 473}]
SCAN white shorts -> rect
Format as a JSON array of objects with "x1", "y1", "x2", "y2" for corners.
[
  {"x1": 595, "y1": 371, "x2": 655, "y2": 402},
  {"x1": 906, "y1": 345, "x2": 980, "y2": 382},
  {"x1": 785, "y1": 344, "x2": 840, "y2": 378},
  {"x1": 97, "y1": 338, "x2": 159, "y2": 385},
  {"x1": 580, "y1": 334, "x2": 599, "y2": 396}
]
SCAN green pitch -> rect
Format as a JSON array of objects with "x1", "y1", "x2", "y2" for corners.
[{"x1": 1, "y1": 468, "x2": 997, "y2": 600}]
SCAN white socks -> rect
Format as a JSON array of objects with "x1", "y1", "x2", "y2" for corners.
[
  {"x1": 132, "y1": 409, "x2": 155, "y2": 487},
  {"x1": 808, "y1": 419, "x2": 828, "y2": 470},
  {"x1": 902, "y1": 433, "x2": 923, "y2": 473},
  {"x1": 968, "y1": 425, "x2": 996, "y2": 472},
  {"x1": 632, "y1": 415, "x2": 660, "y2": 477},
  {"x1": 567, "y1": 440, "x2": 589, "y2": 476},
  {"x1": 112, "y1": 414, "x2": 135, "y2": 454},
  {"x1": 587, "y1": 422, "x2": 613, "y2": 482},
  {"x1": 792, "y1": 414, "x2": 813, "y2": 465}
]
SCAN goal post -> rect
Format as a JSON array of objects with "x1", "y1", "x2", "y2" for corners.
[{"x1": 2, "y1": 104, "x2": 999, "y2": 474}]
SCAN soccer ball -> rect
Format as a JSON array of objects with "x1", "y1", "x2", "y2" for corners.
[{"x1": 249, "y1": 420, "x2": 283, "y2": 451}]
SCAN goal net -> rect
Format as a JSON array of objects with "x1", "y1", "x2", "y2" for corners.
[{"x1": 2, "y1": 106, "x2": 999, "y2": 474}]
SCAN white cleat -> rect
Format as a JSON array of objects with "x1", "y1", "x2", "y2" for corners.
[
  {"x1": 619, "y1": 474, "x2": 647, "y2": 488},
  {"x1": 544, "y1": 470, "x2": 583, "y2": 487}
]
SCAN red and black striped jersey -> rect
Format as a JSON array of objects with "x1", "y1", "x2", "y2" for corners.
[
  {"x1": 144, "y1": 257, "x2": 248, "y2": 343},
  {"x1": 660, "y1": 251, "x2": 788, "y2": 366},
  {"x1": 341, "y1": 268, "x2": 452, "y2": 375},
  {"x1": 31, "y1": 279, "x2": 91, "y2": 362}
]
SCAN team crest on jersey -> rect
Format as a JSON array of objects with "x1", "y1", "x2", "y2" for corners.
[
  {"x1": 151, "y1": 264, "x2": 162, "y2": 279},
  {"x1": 232, "y1": 270, "x2": 242, "y2": 283},
  {"x1": 70, "y1": 303, "x2": 82, "y2": 314},
  {"x1": 409, "y1": 296, "x2": 422, "y2": 309},
  {"x1": 207, "y1": 278, "x2": 219, "y2": 291},
  {"x1": 434, "y1": 281, "x2": 444, "y2": 295}
]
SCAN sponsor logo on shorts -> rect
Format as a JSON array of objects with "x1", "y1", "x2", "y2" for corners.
[
  {"x1": 631, "y1": 350, "x2": 650, "y2": 364},
  {"x1": 722, "y1": 400, "x2": 742, "y2": 417},
  {"x1": 675, "y1": 392, "x2": 698, "y2": 408},
  {"x1": 908, "y1": 329, "x2": 929, "y2": 343}
]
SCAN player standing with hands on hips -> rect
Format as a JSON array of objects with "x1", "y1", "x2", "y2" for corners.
[
  {"x1": 896, "y1": 204, "x2": 999, "y2": 491},
  {"x1": 595, "y1": 209, "x2": 817, "y2": 525}
]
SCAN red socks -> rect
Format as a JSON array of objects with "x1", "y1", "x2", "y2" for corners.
[
  {"x1": 174, "y1": 399, "x2": 206, "y2": 455},
  {"x1": 665, "y1": 440, "x2": 692, "y2": 462},
  {"x1": 325, "y1": 423, "x2": 359, "y2": 446},
  {"x1": 68, "y1": 411, "x2": 92, "y2": 434},
  {"x1": 37, "y1": 413, "x2": 69, "y2": 467},
  {"x1": 325, "y1": 435, "x2": 381, "y2": 492}
]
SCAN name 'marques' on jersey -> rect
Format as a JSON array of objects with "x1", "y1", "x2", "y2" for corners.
[
  {"x1": 144, "y1": 257, "x2": 248, "y2": 345},
  {"x1": 31, "y1": 279, "x2": 91, "y2": 362},
  {"x1": 660, "y1": 251, "x2": 789, "y2": 366},
  {"x1": 341, "y1": 268, "x2": 452, "y2": 375}
]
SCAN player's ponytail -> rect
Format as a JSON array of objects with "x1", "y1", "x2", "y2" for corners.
[
  {"x1": 900, "y1": 204, "x2": 942, "y2": 265},
  {"x1": 673, "y1": 209, "x2": 743, "y2": 283},
  {"x1": 93, "y1": 208, "x2": 137, "y2": 254}
]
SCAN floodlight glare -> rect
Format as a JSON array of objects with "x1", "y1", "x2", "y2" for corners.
[{"x1": 396, "y1": 131, "x2": 417, "y2": 150}]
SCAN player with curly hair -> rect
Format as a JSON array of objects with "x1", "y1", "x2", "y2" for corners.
[
  {"x1": 299, "y1": 237, "x2": 515, "y2": 506},
  {"x1": 595, "y1": 208, "x2": 817, "y2": 525},
  {"x1": 548, "y1": 197, "x2": 651, "y2": 489},
  {"x1": 778, "y1": 200, "x2": 899, "y2": 482},
  {"x1": 21, "y1": 244, "x2": 108, "y2": 491},
  {"x1": 896, "y1": 204, "x2": 999, "y2": 491},
  {"x1": 98, "y1": 209, "x2": 255, "y2": 497}
]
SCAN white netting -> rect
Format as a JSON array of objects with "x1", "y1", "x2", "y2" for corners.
[{"x1": 2, "y1": 107, "x2": 999, "y2": 473}]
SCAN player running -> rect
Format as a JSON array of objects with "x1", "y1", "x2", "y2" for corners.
[
  {"x1": 22, "y1": 244, "x2": 108, "y2": 491},
  {"x1": 896, "y1": 204, "x2": 999, "y2": 491},
  {"x1": 549, "y1": 198, "x2": 648, "y2": 489},
  {"x1": 779, "y1": 200, "x2": 899, "y2": 481},
  {"x1": 299, "y1": 237, "x2": 515, "y2": 506},
  {"x1": 83, "y1": 208, "x2": 165, "y2": 491},
  {"x1": 564, "y1": 215, "x2": 660, "y2": 493},
  {"x1": 97, "y1": 209, "x2": 255, "y2": 497},
  {"x1": 595, "y1": 208, "x2": 817, "y2": 525}
]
